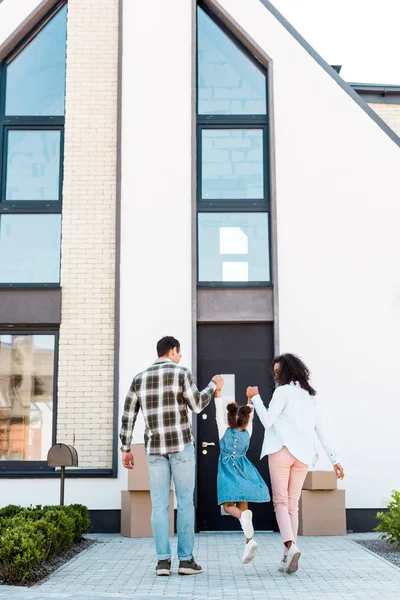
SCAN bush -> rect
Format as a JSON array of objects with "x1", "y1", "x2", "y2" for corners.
[
  {"x1": 375, "y1": 490, "x2": 400, "y2": 550},
  {"x1": 0, "y1": 518, "x2": 45, "y2": 584},
  {"x1": 67, "y1": 504, "x2": 91, "y2": 543},
  {"x1": 0, "y1": 503, "x2": 90, "y2": 585}
]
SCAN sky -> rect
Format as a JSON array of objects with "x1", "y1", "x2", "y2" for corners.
[{"x1": 270, "y1": 0, "x2": 400, "y2": 85}]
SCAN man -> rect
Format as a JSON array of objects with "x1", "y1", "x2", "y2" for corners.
[{"x1": 120, "y1": 336, "x2": 223, "y2": 576}]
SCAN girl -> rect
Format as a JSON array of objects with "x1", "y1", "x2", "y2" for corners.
[
  {"x1": 215, "y1": 388, "x2": 270, "y2": 564},
  {"x1": 247, "y1": 353, "x2": 344, "y2": 575}
]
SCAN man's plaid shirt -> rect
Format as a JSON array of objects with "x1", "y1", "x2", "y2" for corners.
[{"x1": 120, "y1": 359, "x2": 217, "y2": 455}]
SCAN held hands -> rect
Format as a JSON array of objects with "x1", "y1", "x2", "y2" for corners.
[
  {"x1": 246, "y1": 386, "x2": 259, "y2": 402},
  {"x1": 121, "y1": 451, "x2": 134, "y2": 470},
  {"x1": 334, "y1": 463, "x2": 345, "y2": 480}
]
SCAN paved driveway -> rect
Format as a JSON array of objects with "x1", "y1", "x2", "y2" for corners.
[{"x1": 1, "y1": 532, "x2": 399, "y2": 600}]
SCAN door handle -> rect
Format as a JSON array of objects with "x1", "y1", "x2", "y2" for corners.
[{"x1": 202, "y1": 442, "x2": 216, "y2": 448}]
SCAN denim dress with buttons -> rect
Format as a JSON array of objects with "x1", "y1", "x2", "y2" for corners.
[{"x1": 215, "y1": 398, "x2": 270, "y2": 506}]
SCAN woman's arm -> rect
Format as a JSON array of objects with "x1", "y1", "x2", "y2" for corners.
[
  {"x1": 247, "y1": 386, "x2": 286, "y2": 430},
  {"x1": 215, "y1": 391, "x2": 229, "y2": 440},
  {"x1": 315, "y1": 407, "x2": 344, "y2": 478}
]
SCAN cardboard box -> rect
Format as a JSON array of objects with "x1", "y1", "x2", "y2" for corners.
[
  {"x1": 121, "y1": 490, "x2": 174, "y2": 538},
  {"x1": 127, "y1": 444, "x2": 173, "y2": 491},
  {"x1": 302, "y1": 470, "x2": 337, "y2": 491},
  {"x1": 298, "y1": 489, "x2": 346, "y2": 536}
]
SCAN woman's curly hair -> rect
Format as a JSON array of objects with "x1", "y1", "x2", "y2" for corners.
[
  {"x1": 227, "y1": 402, "x2": 252, "y2": 429},
  {"x1": 273, "y1": 353, "x2": 316, "y2": 396}
]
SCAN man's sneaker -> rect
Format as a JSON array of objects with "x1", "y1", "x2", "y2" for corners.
[
  {"x1": 242, "y1": 537, "x2": 258, "y2": 564},
  {"x1": 178, "y1": 557, "x2": 203, "y2": 575},
  {"x1": 285, "y1": 542, "x2": 301, "y2": 574},
  {"x1": 156, "y1": 559, "x2": 171, "y2": 576},
  {"x1": 239, "y1": 509, "x2": 254, "y2": 539},
  {"x1": 278, "y1": 555, "x2": 287, "y2": 572}
]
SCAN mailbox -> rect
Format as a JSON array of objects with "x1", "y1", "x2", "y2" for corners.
[
  {"x1": 47, "y1": 444, "x2": 78, "y2": 505},
  {"x1": 47, "y1": 444, "x2": 78, "y2": 467}
]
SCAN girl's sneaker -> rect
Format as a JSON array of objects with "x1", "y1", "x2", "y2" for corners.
[
  {"x1": 242, "y1": 537, "x2": 258, "y2": 564},
  {"x1": 285, "y1": 543, "x2": 301, "y2": 574},
  {"x1": 278, "y1": 555, "x2": 287, "y2": 572},
  {"x1": 239, "y1": 509, "x2": 254, "y2": 539}
]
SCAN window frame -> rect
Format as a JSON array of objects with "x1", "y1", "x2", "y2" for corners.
[
  {"x1": 197, "y1": 122, "x2": 270, "y2": 212},
  {"x1": 196, "y1": 3, "x2": 271, "y2": 288},
  {"x1": 0, "y1": 0, "x2": 66, "y2": 288},
  {"x1": 0, "y1": 328, "x2": 59, "y2": 474}
]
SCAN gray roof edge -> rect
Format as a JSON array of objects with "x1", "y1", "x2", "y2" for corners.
[
  {"x1": 350, "y1": 83, "x2": 400, "y2": 91},
  {"x1": 259, "y1": 0, "x2": 400, "y2": 148}
]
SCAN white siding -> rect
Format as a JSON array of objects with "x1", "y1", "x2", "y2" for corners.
[{"x1": 119, "y1": 0, "x2": 194, "y2": 444}]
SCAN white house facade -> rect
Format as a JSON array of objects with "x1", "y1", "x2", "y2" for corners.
[{"x1": 0, "y1": 0, "x2": 399, "y2": 533}]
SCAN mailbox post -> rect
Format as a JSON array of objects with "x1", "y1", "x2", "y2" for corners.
[{"x1": 47, "y1": 444, "x2": 78, "y2": 506}]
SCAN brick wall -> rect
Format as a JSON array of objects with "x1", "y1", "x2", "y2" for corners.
[
  {"x1": 368, "y1": 103, "x2": 400, "y2": 137},
  {"x1": 57, "y1": 0, "x2": 118, "y2": 468}
]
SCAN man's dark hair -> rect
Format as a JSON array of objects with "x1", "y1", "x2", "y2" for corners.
[{"x1": 157, "y1": 336, "x2": 180, "y2": 357}]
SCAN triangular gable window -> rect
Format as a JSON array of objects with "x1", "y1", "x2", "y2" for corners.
[
  {"x1": 197, "y1": 5, "x2": 266, "y2": 115},
  {"x1": 5, "y1": 4, "x2": 67, "y2": 116}
]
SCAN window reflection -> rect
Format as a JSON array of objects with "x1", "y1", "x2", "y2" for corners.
[
  {"x1": 0, "y1": 214, "x2": 61, "y2": 283},
  {"x1": 197, "y1": 7, "x2": 267, "y2": 115},
  {"x1": 0, "y1": 335, "x2": 55, "y2": 461},
  {"x1": 6, "y1": 130, "x2": 61, "y2": 201},
  {"x1": 198, "y1": 212, "x2": 270, "y2": 283},
  {"x1": 202, "y1": 129, "x2": 264, "y2": 200},
  {"x1": 5, "y1": 5, "x2": 67, "y2": 116}
]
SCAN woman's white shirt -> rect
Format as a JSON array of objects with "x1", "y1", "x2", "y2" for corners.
[
  {"x1": 215, "y1": 398, "x2": 253, "y2": 440},
  {"x1": 252, "y1": 383, "x2": 338, "y2": 466}
]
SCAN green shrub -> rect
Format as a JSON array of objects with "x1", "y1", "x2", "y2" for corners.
[
  {"x1": 0, "y1": 503, "x2": 90, "y2": 585},
  {"x1": 42, "y1": 507, "x2": 75, "y2": 551},
  {"x1": 0, "y1": 505, "x2": 22, "y2": 520},
  {"x1": 0, "y1": 518, "x2": 45, "y2": 584},
  {"x1": 375, "y1": 490, "x2": 400, "y2": 549},
  {"x1": 35, "y1": 517, "x2": 61, "y2": 561},
  {"x1": 66, "y1": 504, "x2": 91, "y2": 542}
]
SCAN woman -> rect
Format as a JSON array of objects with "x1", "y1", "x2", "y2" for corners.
[{"x1": 247, "y1": 353, "x2": 344, "y2": 575}]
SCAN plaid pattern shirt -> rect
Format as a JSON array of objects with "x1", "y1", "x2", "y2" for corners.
[{"x1": 120, "y1": 359, "x2": 217, "y2": 455}]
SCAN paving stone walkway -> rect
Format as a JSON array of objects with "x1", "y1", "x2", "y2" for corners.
[{"x1": 1, "y1": 532, "x2": 400, "y2": 600}]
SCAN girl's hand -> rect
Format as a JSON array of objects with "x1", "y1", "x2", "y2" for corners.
[
  {"x1": 334, "y1": 463, "x2": 345, "y2": 480},
  {"x1": 247, "y1": 397, "x2": 253, "y2": 405}
]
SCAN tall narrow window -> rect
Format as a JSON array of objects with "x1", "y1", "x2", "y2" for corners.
[
  {"x1": 197, "y1": 5, "x2": 270, "y2": 286},
  {"x1": 0, "y1": 2, "x2": 67, "y2": 286}
]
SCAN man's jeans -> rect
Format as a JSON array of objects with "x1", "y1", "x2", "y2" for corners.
[{"x1": 147, "y1": 443, "x2": 195, "y2": 561}]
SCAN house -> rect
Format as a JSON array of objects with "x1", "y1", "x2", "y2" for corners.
[{"x1": 0, "y1": 0, "x2": 399, "y2": 533}]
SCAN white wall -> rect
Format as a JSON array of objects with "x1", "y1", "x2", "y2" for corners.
[
  {"x1": 215, "y1": 0, "x2": 400, "y2": 509},
  {"x1": 119, "y1": 0, "x2": 194, "y2": 438}
]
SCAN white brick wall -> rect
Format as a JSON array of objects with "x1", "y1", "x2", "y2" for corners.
[
  {"x1": 368, "y1": 103, "x2": 400, "y2": 137},
  {"x1": 57, "y1": 0, "x2": 118, "y2": 468}
]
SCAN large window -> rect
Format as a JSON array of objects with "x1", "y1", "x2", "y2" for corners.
[
  {"x1": 197, "y1": 5, "x2": 270, "y2": 286},
  {"x1": 0, "y1": 333, "x2": 57, "y2": 465},
  {"x1": 0, "y1": 2, "x2": 67, "y2": 286}
]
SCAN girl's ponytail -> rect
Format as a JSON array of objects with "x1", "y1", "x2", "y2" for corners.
[
  {"x1": 226, "y1": 403, "x2": 252, "y2": 429},
  {"x1": 237, "y1": 405, "x2": 252, "y2": 429}
]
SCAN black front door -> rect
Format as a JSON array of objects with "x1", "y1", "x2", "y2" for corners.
[{"x1": 196, "y1": 323, "x2": 277, "y2": 532}]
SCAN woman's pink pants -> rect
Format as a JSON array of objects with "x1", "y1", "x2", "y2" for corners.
[{"x1": 268, "y1": 446, "x2": 308, "y2": 553}]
